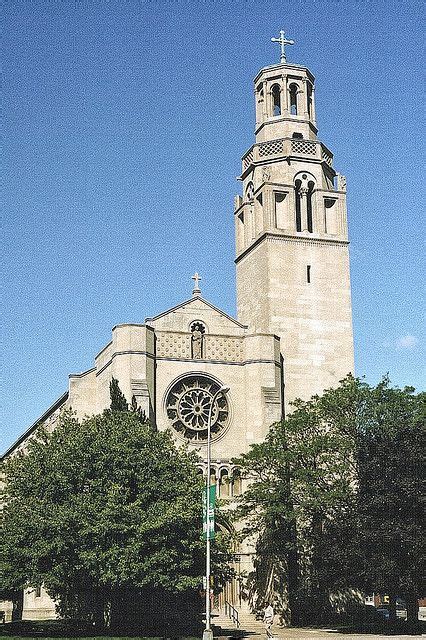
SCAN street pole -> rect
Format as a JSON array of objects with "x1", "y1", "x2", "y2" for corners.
[{"x1": 203, "y1": 385, "x2": 229, "y2": 640}]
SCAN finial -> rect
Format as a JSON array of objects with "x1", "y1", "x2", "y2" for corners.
[
  {"x1": 271, "y1": 30, "x2": 295, "y2": 64},
  {"x1": 192, "y1": 272, "x2": 202, "y2": 297}
]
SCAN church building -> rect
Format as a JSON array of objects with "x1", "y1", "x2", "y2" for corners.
[{"x1": 2, "y1": 33, "x2": 354, "y2": 620}]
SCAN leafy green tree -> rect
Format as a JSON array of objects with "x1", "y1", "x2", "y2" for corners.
[
  {"x1": 354, "y1": 383, "x2": 425, "y2": 623},
  {"x1": 235, "y1": 376, "x2": 425, "y2": 626},
  {"x1": 109, "y1": 376, "x2": 128, "y2": 412},
  {"x1": 1, "y1": 410, "x2": 231, "y2": 627}
]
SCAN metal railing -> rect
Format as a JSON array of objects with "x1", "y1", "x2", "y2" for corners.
[{"x1": 224, "y1": 601, "x2": 240, "y2": 628}]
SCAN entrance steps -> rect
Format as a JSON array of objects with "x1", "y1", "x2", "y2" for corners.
[{"x1": 212, "y1": 608, "x2": 265, "y2": 635}]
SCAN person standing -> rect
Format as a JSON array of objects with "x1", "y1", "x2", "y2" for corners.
[{"x1": 263, "y1": 602, "x2": 274, "y2": 638}]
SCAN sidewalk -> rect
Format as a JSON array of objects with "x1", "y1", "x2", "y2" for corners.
[{"x1": 212, "y1": 611, "x2": 424, "y2": 640}]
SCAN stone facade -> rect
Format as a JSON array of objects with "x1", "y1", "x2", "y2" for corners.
[
  {"x1": 235, "y1": 61, "x2": 354, "y2": 411},
  {"x1": 1, "y1": 51, "x2": 354, "y2": 620}
]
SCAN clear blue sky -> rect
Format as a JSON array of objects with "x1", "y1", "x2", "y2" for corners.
[{"x1": 2, "y1": 1, "x2": 425, "y2": 452}]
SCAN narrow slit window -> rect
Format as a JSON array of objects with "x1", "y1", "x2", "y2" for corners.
[
  {"x1": 295, "y1": 179, "x2": 302, "y2": 231},
  {"x1": 307, "y1": 265, "x2": 311, "y2": 283},
  {"x1": 307, "y1": 180, "x2": 314, "y2": 233},
  {"x1": 307, "y1": 82, "x2": 313, "y2": 118}
]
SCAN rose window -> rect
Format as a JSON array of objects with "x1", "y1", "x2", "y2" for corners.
[{"x1": 166, "y1": 376, "x2": 229, "y2": 441}]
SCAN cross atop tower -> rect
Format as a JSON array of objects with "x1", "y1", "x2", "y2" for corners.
[
  {"x1": 271, "y1": 30, "x2": 295, "y2": 64},
  {"x1": 192, "y1": 272, "x2": 202, "y2": 297}
]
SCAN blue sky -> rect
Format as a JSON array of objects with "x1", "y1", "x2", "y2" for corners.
[{"x1": 2, "y1": 1, "x2": 425, "y2": 452}]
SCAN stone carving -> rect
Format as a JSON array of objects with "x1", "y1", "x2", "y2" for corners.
[
  {"x1": 262, "y1": 168, "x2": 271, "y2": 182},
  {"x1": 166, "y1": 375, "x2": 229, "y2": 441},
  {"x1": 190, "y1": 321, "x2": 205, "y2": 359},
  {"x1": 156, "y1": 333, "x2": 191, "y2": 359},
  {"x1": 337, "y1": 174, "x2": 347, "y2": 192},
  {"x1": 156, "y1": 332, "x2": 244, "y2": 362}
]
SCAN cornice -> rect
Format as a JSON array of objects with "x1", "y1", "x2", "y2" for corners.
[{"x1": 235, "y1": 232, "x2": 349, "y2": 263}]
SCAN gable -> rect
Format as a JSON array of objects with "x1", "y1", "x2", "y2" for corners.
[{"x1": 145, "y1": 296, "x2": 247, "y2": 336}]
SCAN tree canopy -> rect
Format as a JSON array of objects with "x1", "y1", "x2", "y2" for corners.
[
  {"x1": 1, "y1": 407, "x2": 231, "y2": 627},
  {"x1": 234, "y1": 375, "x2": 425, "y2": 625}
]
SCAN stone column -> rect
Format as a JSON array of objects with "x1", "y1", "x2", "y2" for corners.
[
  {"x1": 281, "y1": 73, "x2": 289, "y2": 114},
  {"x1": 311, "y1": 85, "x2": 317, "y2": 126},
  {"x1": 302, "y1": 78, "x2": 309, "y2": 118}
]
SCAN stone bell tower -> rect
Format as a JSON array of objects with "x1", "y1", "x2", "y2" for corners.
[{"x1": 235, "y1": 33, "x2": 354, "y2": 412}]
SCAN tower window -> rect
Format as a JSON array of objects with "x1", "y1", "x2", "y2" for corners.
[
  {"x1": 246, "y1": 182, "x2": 254, "y2": 202},
  {"x1": 307, "y1": 82, "x2": 313, "y2": 118},
  {"x1": 289, "y1": 83, "x2": 298, "y2": 115},
  {"x1": 307, "y1": 265, "x2": 311, "y2": 283},
  {"x1": 292, "y1": 132, "x2": 303, "y2": 139},
  {"x1": 35, "y1": 586, "x2": 41, "y2": 598},
  {"x1": 271, "y1": 84, "x2": 281, "y2": 116},
  {"x1": 307, "y1": 180, "x2": 314, "y2": 233},
  {"x1": 295, "y1": 179, "x2": 302, "y2": 232}
]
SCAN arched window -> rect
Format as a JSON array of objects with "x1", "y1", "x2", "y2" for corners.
[
  {"x1": 271, "y1": 84, "x2": 281, "y2": 116},
  {"x1": 219, "y1": 469, "x2": 230, "y2": 498},
  {"x1": 295, "y1": 178, "x2": 302, "y2": 232},
  {"x1": 295, "y1": 173, "x2": 315, "y2": 233},
  {"x1": 307, "y1": 180, "x2": 315, "y2": 233},
  {"x1": 245, "y1": 182, "x2": 254, "y2": 202},
  {"x1": 307, "y1": 82, "x2": 313, "y2": 118},
  {"x1": 289, "y1": 83, "x2": 298, "y2": 115},
  {"x1": 232, "y1": 469, "x2": 242, "y2": 496}
]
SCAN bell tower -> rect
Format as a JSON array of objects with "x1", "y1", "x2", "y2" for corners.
[{"x1": 235, "y1": 34, "x2": 354, "y2": 412}]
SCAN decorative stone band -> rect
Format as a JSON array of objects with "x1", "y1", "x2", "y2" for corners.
[
  {"x1": 242, "y1": 137, "x2": 333, "y2": 172},
  {"x1": 235, "y1": 231, "x2": 349, "y2": 263},
  {"x1": 156, "y1": 332, "x2": 245, "y2": 362}
]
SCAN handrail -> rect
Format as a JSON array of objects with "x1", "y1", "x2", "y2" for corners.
[{"x1": 224, "y1": 600, "x2": 240, "y2": 628}]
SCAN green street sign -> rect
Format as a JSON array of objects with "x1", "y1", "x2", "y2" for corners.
[{"x1": 202, "y1": 484, "x2": 216, "y2": 540}]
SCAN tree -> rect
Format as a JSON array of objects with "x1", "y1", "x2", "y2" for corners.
[
  {"x1": 109, "y1": 377, "x2": 128, "y2": 412},
  {"x1": 234, "y1": 377, "x2": 359, "y2": 624},
  {"x1": 353, "y1": 382, "x2": 425, "y2": 623},
  {"x1": 1, "y1": 409, "x2": 231, "y2": 628},
  {"x1": 234, "y1": 376, "x2": 425, "y2": 625}
]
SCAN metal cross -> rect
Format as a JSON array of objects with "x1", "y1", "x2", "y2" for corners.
[
  {"x1": 192, "y1": 272, "x2": 202, "y2": 295},
  {"x1": 271, "y1": 30, "x2": 295, "y2": 63}
]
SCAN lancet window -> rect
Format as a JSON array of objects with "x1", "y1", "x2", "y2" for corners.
[
  {"x1": 289, "y1": 83, "x2": 298, "y2": 115},
  {"x1": 295, "y1": 173, "x2": 315, "y2": 233},
  {"x1": 271, "y1": 84, "x2": 281, "y2": 116}
]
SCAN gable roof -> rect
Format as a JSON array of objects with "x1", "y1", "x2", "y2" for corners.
[
  {"x1": 1, "y1": 391, "x2": 68, "y2": 460},
  {"x1": 145, "y1": 295, "x2": 248, "y2": 329}
]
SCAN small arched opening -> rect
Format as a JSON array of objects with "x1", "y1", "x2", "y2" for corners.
[
  {"x1": 219, "y1": 469, "x2": 230, "y2": 498},
  {"x1": 289, "y1": 83, "x2": 298, "y2": 115},
  {"x1": 271, "y1": 84, "x2": 281, "y2": 116}
]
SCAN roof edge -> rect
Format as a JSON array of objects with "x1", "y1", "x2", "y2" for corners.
[
  {"x1": 1, "y1": 391, "x2": 69, "y2": 460},
  {"x1": 146, "y1": 296, "x2": 248, "y2": 329}
]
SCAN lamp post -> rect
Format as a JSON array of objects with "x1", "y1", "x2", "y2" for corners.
[{"x1": 203, "y1": 385, "x2": 229, "y2": 640}]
